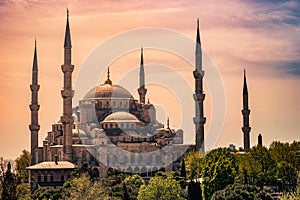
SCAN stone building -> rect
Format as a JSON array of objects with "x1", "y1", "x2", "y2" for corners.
[{"x1": 27, "y1": 10, "x2": 205, "y2": 191}]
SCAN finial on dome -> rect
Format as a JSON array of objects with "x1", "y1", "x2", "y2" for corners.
[
  {"x1": 104, "y1": 67, "x2": 112, "y2": 85},
  {"x1": 167, "y1": 117, "x2": 170, "y2": 129}
]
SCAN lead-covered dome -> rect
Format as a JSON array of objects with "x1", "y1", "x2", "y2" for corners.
[
  {"x1": 84, "y1": 83, "x2": 133, "y2": 99},
  {"x1": 103, "y1": 111, "x2": 139, "y2": 123}
]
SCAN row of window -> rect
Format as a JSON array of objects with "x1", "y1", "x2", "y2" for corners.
[{"x1": 37, "y1": 174, "x2": 71, "y2": 182}]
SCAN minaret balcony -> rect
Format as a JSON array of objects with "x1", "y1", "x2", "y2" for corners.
[
  {"x1": 29, "y1": 124, "x2": 40, "y2": 131},
  {"x1": 193, "y1": 70, "x2": 205, "y2": 79},
  {"x1": 30, "y1": 84, "x2": 40, "y2": 91},
  {"x1": 242, "y1": 127, "x2": 251, "y2": 132},
  {"x1": 193, "y1": 93, "x2": 205, "y2": 101},
  {"x1": 60, "y1": 116, "x2": 74, "y2": 124},
  {"x1": 61, "y1": 64, "x2": 74, "y2": 73},
  {"x1": 241, "y1": 109, "x2": 250, "y2": 115},
  {"x1": 61, "y1": 90, "x2": 74, "y2": 98},
  {"x1": 29, "y1": 104, "x2": 40, "y2": 111}
]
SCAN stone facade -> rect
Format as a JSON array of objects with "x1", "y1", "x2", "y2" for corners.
[{"x1": 28, "y1": 10, "x2": 198, "y2": 192}]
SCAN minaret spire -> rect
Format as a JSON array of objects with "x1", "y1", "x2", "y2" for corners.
[
  {"x1": 61, "y1": 9, "x2": 74, "y2": 162},
  {"x1": 193, "y1": 19, "x2": 206, "y2": 152},
  {"x1": 104, "y1": 67, "x2": 112, "y2": 85},
  {"x1": 242, "y1": 69, "x2": 251, "y2": 150},
  {"x1": 29, "y1": 39, "x2": 40, "y2": 165},
  {"x1": 138, "y1": 46, "x2": 147, "y2": 104}
]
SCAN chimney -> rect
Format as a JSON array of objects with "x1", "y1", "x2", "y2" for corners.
[{"x1": 54, "y1": 155, "x2": 58, "y2": 165}]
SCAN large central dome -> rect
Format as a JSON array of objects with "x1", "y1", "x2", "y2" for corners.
[{"x1": 84, "y1": 83, "x2": 133, "y2": 99}]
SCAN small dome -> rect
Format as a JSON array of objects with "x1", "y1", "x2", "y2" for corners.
[
  {"x1": 72, "y1": 129, "x2": 87, "y2": 137},
  {"x1": 84, "y1": 83, "x2": 133, "y2": 99},
  {"x1": 103, "y1": 112, "x2": 139, "y2": 123}
]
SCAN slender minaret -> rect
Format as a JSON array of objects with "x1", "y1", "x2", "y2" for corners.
[
  {"x1": 29, "y1": 39, "x2": 40, "y2": 165},
  {"x1": 138, "y1": 47, "x2": 147, "y2": 104},
  {"x1": 61, "y1": 9, "x2": 74, "y2": 162},
  {"x1": 193, "y1": 19, "x2": 206, "y2": 152},
  {"x1": 242, "y1": 70, "x2": 251, "y2": 150}
]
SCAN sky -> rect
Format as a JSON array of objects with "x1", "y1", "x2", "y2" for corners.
[{"x1": 0, "y1": 0, "x2": 299, "y2": 159}]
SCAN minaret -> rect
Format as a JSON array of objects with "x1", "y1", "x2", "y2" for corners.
[
  {"x1": 193, "y1": 19, "x2": 206, "y2": 152},
  {"x1": 242, "y1": 70, "x2": 251, "y2": 150},
  {"x1": 138, "y1": 47, "x2": 147, "y2": 104},
  {"x1": 61, "y1": 9, "x2": 74, "y2": 162},
  {"x1": 29, "y1": 39, "x2": 40, "y2": 165}
]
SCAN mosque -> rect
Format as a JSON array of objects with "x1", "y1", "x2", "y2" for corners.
[{"x1": 27, "y1": 10, "x2": 251, "y2": 191}]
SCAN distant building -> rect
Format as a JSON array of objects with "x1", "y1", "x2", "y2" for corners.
[
  {"x1": 229, "y1": 144, "x2": 236, "y2": 150},
  {"x1": 258, "y1": 134, "x2": 263, "y2": 146}
]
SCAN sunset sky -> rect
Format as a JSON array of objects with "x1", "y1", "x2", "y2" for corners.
[{"x1": 0, "y1": 0, "x2": 299, "y2": 159}]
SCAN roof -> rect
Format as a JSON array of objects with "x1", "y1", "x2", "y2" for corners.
[
  {"x1": 26, "y1": 161, "x2": 75, "y2": 170},
  {"x1": 103, "y1": 111, "x2": 139, "y2": 122},
  {"x1": 84, "y1": 83, "x2": 133, "y2": 99}
]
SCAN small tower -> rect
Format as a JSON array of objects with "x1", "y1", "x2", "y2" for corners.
[
  {"x1": 258, "y1": 134, "x2": 262, "y2": 146},
  {"x1": 138, "y1": 47, "x2": 147, "y2": 104},
  {"x1": 193, "y1": 19, "x2": 206, "y2": 152},
  {"x1": 242, "y1": 70, "x2": 251, "y2": 150},
  {"x1": 61, "y1": 9, "x2": 74, "y2": 162},
  {"x1": 29, "y1": 39, "x2": 40, "y2": 165}
]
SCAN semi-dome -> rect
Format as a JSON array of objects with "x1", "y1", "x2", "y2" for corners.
[
  {"x1": 103, "y1": 111, "x2": 140, "y2": 123},
  {"x1": 84, "y1": 83, "x2": 133, "y2": 100}
]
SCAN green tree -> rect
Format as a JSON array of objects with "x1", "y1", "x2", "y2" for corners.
[
  {"x1": 32, "y1": 187, "x2": 62, "y2": 200},
  {"x1": 137, "y1": 172, "x2": 186, "y2": 200},
  {"x1": 16, "y1": 183, "x2": 30, "y2": 200},
  {"x1": 187, "y1": 181, "x2": 202, "y2": 200},
  {"x1": 122, "y1": 174, "x2": 145, "y2": 200},
  {"x1": 62, "y1": 173, "x2": 108, "y2": 200},
  {"x1": 249, "y1": 145, "x2": 277, "y2": 187},
  {"x1": 237, "y1": 153, "x2": 262, "y2": 185},
  {"x1": 15, "y1": 150, "x2": 30, "y2": 183},
  {"x1": 185, "y1": 150, "x2": 202, "y2": 180},
  {"x1": 180, "y1": 159, "x2": 186, "y2": 179},
  {"x1": 100, "y1": 168, "x2": 127, "y2": 199},
  {"x1": 201, "y1": 148, "x2": 238, "y2": 200},
  {"x1": 211, "y1": 183, "x2": 272, "y2": 200},
  {"x1": 1, "y1": 162, "x2": 17, "y2": 200}
]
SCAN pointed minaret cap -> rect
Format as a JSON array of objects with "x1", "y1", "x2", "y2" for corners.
[
  {"x1": 33, "y1": 38, "x2": 38, "y2": 71},
  {"x1": 64, "y1": 8, "x2": 72, "y2": 48},
  {"x1": 140, "y1": 46, "x2": 144, "y2": 65},
  {"x1": 196, "y1": 18, "x2": 201, "y2": 45},
  {"x1": 104, "y1": 67, "x2": 112, "y2": 85},
  {"x1": 243, "y1": 69, "x2": 248, "y2": 95}
]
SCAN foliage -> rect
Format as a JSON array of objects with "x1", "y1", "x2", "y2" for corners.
[
  {"x1": 248, "y1": 145, "x2": 277, "y2": 187},
  {"x1": 32, "y1": 187, "x2": 62, "y2": 200},
  {"x1": 122, "y1": 174, "x2": 145, "y2": 200},
  {"x1": 1, "y1": 162, "x2": 17, "y2": 200},
  {"x1": 72, "y1": 162, "x2": 93, "y2": 179},
  {"x1": 16, "y1": 183, "x2": 30, "y2": 200},
  {"x1": 201, "y1": 148, "x2": 238, "y2": 200},
  {"x1": 100, "y1": 168, "x2": 127, "y2": 199},
  {"x1": 180, "y1": 158, "x2": 186, "y2": 179},
  {"x1": 137, "y1": 172, "x2": 186, "y2": 200},
  {"x1": 211, "y1": 183, "x2": 272, "y2": 200},
  {"x1": 187, "y1": 181, "x2": 202, "y2": 200},
  {"x1": 15, "y1": 150, "x2": 30, "y2": 183},
  {"x1": 281, "y1": 183, "x2": 300, "y2": 200},
  {"x1": 237, "y1": 152, "x2": 263, "y2": 185},
  {"x1": 62, "y1": 173, "x2": 108, "y2": 200},
  {"x1": 185, "y1": 150, "x2": 202, "y2": 180}
]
